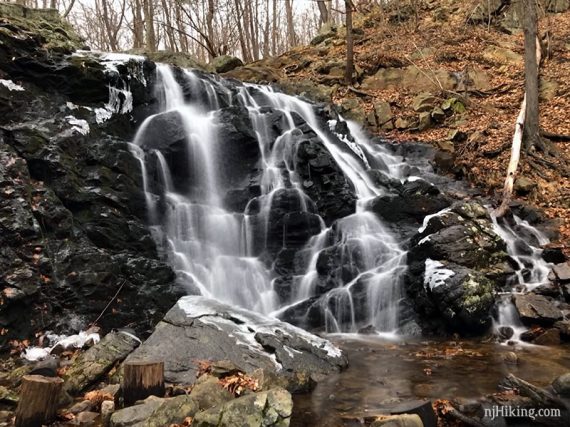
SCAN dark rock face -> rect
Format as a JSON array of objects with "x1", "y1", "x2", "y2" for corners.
[
  {"x1": 0, "y1": 27, "x2": 181, "y2": 348},
  {"x1": 294, "y1": 135, "x2": 357, "y2": 225},
  {"x1": 127, "y1": 296, "x2": 347, "y2": 389}
]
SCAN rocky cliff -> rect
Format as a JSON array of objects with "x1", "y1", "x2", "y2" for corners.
[{"x1": 0, "y1": 6, "x2": 182, "y2": 349}]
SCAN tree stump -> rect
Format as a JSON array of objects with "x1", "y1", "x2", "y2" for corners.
[
  {"x1": 15, "y1": 374, "x2": 64, "y2": 427},
  {"x1": 122, "y1": 360, "x2": 165, "y2": 406}
]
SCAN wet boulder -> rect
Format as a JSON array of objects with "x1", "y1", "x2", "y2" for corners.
[
  {"x1": 409, "y1": 202, "x2": 507, "y2": 269},
  {"x1": 513, "y1": 293, "x2": 563, "y2": 326},
  {"x1": 126, "y1": 296, "x2": 347, "y2": 390},
  {"x1": 420, "y1": 260, "x2": 495, "y2": 333},
  {"x1": 368, "y1": 179, "x2": 451, "y2": 225}
]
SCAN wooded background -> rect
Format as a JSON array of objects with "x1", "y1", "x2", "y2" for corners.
[{"x1": 8, "y1": 0, "x2": 353, "y2": 61}]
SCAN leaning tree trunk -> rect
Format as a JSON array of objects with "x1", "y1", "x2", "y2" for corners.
[{"x1": 496, "y1": 1, "x2": 542, "y2": 217}]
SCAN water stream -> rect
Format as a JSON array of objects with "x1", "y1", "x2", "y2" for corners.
[{"x1": 491, "y1": 214, "x2": 555, "y2": 343}]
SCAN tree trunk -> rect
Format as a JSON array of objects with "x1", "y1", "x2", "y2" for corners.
[
  {"x1": 206, "y1": 0, "x2": 216, "y2": 58},
  {"x1": 317, "y1": 0, "x2": 329, "y2": 25},
  {"x1": 15, "y1": 375, "x2": 64, "y2": 427},
  {"x1": 345, "y1": 0, "x2": 354, "y2": 84},
  {"x1": 143, "y1": 0, "x2": 156, "y2": 52},
  {"x1": 122, "y1": 361, "x2": 165, "y2": 407},
  {"x1": 285, "y1": 0, "x2": 296, "y2": 47},
  {"x1": 133, "y1": 0, "x2": 144, "y2": 49},
  {"x1": 496, "y1": 3, "x2": 542, "y2": 217},
  {"x1": 271, "y1": 0, "x2": 278, "y2": 55},
  {"x1": 523, "y1": 0, "x2": 540, "y2": 151}
]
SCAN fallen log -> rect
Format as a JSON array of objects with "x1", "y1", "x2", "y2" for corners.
[{"x1": 504, "y1": 373, "x2": 566, "y2": 409}]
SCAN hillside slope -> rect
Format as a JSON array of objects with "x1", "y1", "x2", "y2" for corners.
[{"x1": 225, "y1": 0, "x2": 570, "y2": 252}]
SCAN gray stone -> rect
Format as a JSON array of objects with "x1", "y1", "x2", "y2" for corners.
[
  {"x1": 101, "y1": 400, "x2": 115, "y2": 426},
  {"x1": 418, "y1": 112, "x2": 432, "y2": 131},
  {"x1": 391, "y1": 399, "x2": 436, "y2": 427},
  {"x1": 110, "y1": 398, "x2": 163, "y2": 427},
  {"x1": 76, "y1": 411, "x2": 99, "y2": 425},
  {"x1": 374, "y1": 101, "x2": 393, "y2": 127},
  {"x1": 395, "y1": 117, "x2": 411, "y2": 129},
  {"x1": 514, "y1": 294, "x2": 563, "y2": 326},
  {"x1": 412, "y1": 93, "x2": 438, "y2": 112},
  {"x1": 143, "y1": 395, "x2": 199, "y2": 427},
  {"x1": 552, "y1": 262, "x2": 570, "y2": 283},
  {"x1": 371, "y1": 414, "x2": 424, "y2": 427},
  {"x1": 70, "y1": 400, "x2": 95, "y2": 414},
  {"x1": 209, "y1": 55, "x2": 244, "y2": 73},
  {"x1": 483, "y1": 46, "x2": 523, "y2": 65},
  {"x1": 192, "y1": 388, "x2": 293, "y2": 427},
  {"x1": 190, "y1": 376, "x2": 234, "y2": 410},
  {"x1": 514, "y1": 177, "x2": 537, "y2": 195},
  {"x1": 126, "y1": 297, "x2": 347, "y2": 389},
  {"x1": 552, "y1": 373, "x2": 570, "y2": 396}
]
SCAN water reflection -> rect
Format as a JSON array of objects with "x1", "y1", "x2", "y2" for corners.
[{"x1": 292, "y1": 336, "x2": 570, "y2": 426}]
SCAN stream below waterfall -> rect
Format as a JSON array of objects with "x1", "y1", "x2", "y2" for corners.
[{"x1": 292, "y1": 337, "x2": 570, "y2": 426}]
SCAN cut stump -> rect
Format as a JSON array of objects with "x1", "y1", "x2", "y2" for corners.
[
  {"x1": 15, "y1": 374, "x2": 64, "y2": 427},
  {"x1": 122, "y1": 360, "x2": 165, "y2": 406}
]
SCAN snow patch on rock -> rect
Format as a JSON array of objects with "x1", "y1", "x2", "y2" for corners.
[
  {"x1": 66, "y1": 116, "x2": 90, "y2": 135},
  {"x1": 0, "y1": 79, "x2": 25, "y2": 91},
  {"x1": 424, "y1": 258, "x2": 455, "y2": 291}
]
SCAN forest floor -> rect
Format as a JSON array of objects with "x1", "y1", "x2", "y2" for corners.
[{"x1": 230, "y1": 0, "x2": 570, "y2": 253}]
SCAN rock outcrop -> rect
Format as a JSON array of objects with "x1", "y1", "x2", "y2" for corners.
[
  {"x1": 126, "y1": 296, "x2": 347, "y2": 389},
  {"x1": 0, "y1": 10, "x2": 182, "y2": 347}
]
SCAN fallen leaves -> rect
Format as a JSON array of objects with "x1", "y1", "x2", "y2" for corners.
[
  {"x1": 84, "y1": 389, "x2": 114, "y2": 406},
  {"x1": 219, "y1": 371, "x2": 259, "y2": 397}
]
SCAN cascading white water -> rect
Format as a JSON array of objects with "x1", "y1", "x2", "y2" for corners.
[
  {"x1": 490, "y1": 214, "x2": 553, "y2": 342},
  {"x1": 132, "y1": 64, "x2": 409, "y2": 333},
  {"x1": 237, "y1": 85, "x2": 408, "y2": 334}
]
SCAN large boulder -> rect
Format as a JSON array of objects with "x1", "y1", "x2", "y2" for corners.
[
  {"x1": 0, "y1": 24, "x2": 180, "y2": 347},
  {"x1": 126, "y1": 296, "x2": 347, "y2": 389},
  {"x1": 110, "y1": 395, "x2": 199, "y2": 427},
  {"x1": 405, "y1": 201, "x2": 510, "y2": 334},
  {"x1": 209, "y1": 55, "x2": 244, "y2": 73}
]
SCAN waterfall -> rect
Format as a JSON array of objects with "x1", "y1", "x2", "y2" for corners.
[
  {"x1": 130, "y1": 64, "x2": 410, "y2": 334},
  {"x1": 490, "y1": 213, "x2": 553, "y2": 342}
]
